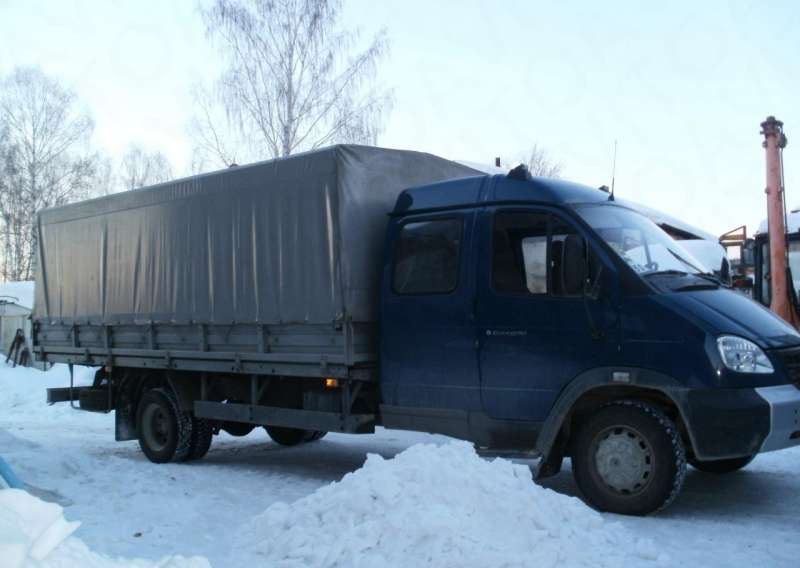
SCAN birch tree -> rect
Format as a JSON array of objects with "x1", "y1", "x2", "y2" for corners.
[
  {"x1": 0, "y1": 67, "x2": 95, "y2": 281},
  {"x1": 524, "y1": 144, "x2": 564, "y2": 178},
  {"x1": 191, "y1": 0, "x2": 391, "y2": 168},
  {"x1": 91, "y1": 153, "x2": 117, "y2": 196},
  {"x1": 119, "y1": 144, "x2": 174, "y2": 190},
  {"x1": 522, "y1": 144, "x2": 563, "y2": 178}
]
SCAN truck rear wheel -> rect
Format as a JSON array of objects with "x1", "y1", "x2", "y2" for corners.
[
  {"x1": 572, "y1": 401, "x2": 686, "y2": 516},
  {"x1": 305, "y1": 431, "x2": 327, "y2": 442},
  {"x1": 221, "y1": 422, "x2": 255, "y2": 437},
  {"x1": 689, "y1": 455, "x2": 754, "y2": 473},
  {"x1": 265, "y1": 426, "x2": 312, "y2": 446},
  {"x1": 187, "y1": 417, "x2": 213, "y2": 461},
  {"x1": 136, "y1": 388, "x2": 193, "y2": 464}
]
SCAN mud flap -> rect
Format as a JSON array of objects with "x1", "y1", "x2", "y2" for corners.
[{"x1": 115, "y1": 400, "x2": 137, "y2": 441}]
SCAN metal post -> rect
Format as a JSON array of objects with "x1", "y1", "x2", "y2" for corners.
[
  {"x1": 68, "y1": 363, "x2": 78, "y2": 409},
  {"x1": 761, "y1": 116, "x2": 798, "y2": 326}
]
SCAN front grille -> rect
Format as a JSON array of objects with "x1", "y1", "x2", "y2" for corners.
[{"x1": 774, "y1": 346, "x2": 800, "y2": 387}]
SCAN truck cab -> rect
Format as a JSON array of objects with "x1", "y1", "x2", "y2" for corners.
[
  {"x1": 379, "y1": 168, "x2": 800, "y2": 515},
  {"x1": 753, "y1": 211, "x2": 800, "y2": 312}
]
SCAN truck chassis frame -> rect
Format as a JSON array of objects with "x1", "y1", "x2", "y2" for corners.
[{"x1": 38, "y1": 320, "x2": 379, "y2": 438}]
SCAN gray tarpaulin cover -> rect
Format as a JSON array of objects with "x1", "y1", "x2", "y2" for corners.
[{"x1": 34, "y1": 145, "x2": 480, "y2": 325}]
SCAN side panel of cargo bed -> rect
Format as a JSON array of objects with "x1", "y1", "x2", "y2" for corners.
[{"x1": 33, "y1": 321, "x2": 377, "y2": 380}]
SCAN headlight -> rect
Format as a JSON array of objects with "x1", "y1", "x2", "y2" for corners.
[{"x1": 716, "y1": 335, "x2": 774, "y2": 374}]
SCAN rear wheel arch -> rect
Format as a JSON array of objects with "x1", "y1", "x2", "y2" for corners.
[
  {"x1": 165, "y1": 372, "x2": 202, "y2": 412},
  {"x1": 115, "y1": 370, "x2": 168, "y2": 440}
]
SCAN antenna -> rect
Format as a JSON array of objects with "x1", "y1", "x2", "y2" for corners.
[{"x1": 609, "y1": 140, "x2": 618, "y2": 201}]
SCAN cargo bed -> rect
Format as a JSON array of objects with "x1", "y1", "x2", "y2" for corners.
[{"x1": 33, "y1": 145, "x2": 478, "y2": 380}]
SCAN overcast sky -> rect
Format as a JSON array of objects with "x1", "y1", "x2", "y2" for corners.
[{"x1": 1, "y1": 0, "x2": 798, "y2": 236}]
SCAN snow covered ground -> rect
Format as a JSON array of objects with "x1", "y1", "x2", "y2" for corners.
[{"x1": 2, "y1": 364, "x2": 799, "y2": 566}]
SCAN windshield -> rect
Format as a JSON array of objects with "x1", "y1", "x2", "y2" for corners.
[{"x1": 575, "y1": 204, "x2": 707, "y2": 276}]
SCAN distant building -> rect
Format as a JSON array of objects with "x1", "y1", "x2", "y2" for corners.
[{"x1": 0, "y1": 281, "x2": 34, "y2": 363}]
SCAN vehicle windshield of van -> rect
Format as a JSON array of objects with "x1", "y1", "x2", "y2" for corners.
[{"x1": 576, "y1": 205, "x2": 707, "y2": 277}]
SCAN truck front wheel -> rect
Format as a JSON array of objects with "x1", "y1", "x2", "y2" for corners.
[
  {"x1": 572, "y1": 401, "x2": 686, "y2": 516},
  {"x1": 689, "y1": 455, "x2": 754, "y2": 473},
  {"x1": 136, "y1": 388, "x2": 193, "y2": 463}
]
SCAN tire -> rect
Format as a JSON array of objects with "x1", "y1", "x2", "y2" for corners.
[
  {"x1": 262, "y1": 379, "x2": 318, "y2": 446},
  {"x1": 187, "y1": 417, "x2": 213, "y2": 461},
  {"x1": 136, "y1": 388, "x2": 193, "y2": 464},
  {"x1": 221, "y1": 422, "x2": 256, "y2": 437},
  {"x1": 689, "y1": 455, "x2": 755, "y2": 474},
  {"x1": 305, "y1": 431, "x2": 328, "y2": 442},
  {"x1": 264, "y1": 426, "x2": 312, "y2": 446},
  {"x1": 572, "y1": 401, "x2": 686, "y2": 516}
]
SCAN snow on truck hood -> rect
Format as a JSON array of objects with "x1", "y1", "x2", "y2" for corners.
[{"x1": 235, "y1": 441, "x2": 667, "y2": 567}]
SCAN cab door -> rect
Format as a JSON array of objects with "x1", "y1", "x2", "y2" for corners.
[
  {"x1": 380, "y1": 210, "x2": 481, "y2": 412},
  {"x1": 475, "y1": 206, "x2": 611, "y2": 421}
]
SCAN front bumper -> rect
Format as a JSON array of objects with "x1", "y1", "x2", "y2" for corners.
[
  {"x1": 755, "y1": 384, "x2": 800, "y2": 452},
  {"x1": 682, "y1": 384, "x2": 800, "y2": 460}
]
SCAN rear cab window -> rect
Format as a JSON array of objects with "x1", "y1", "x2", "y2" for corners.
[{"x1": 393, "y1": 218, "x2": 463, "y2": 294}]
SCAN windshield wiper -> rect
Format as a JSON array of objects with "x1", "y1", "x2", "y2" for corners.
[
  {"x1": 642, "y1": 269, "x2": 688, "y2": 277},
  {"x1": 665, "y1": 249, "x2": 729, "y2": 287},
  {"x1": 671, "y1": 280, "x2": 719, "y2": 291},
  {"x1": 642, "y1": 269, "x2": 722, "y2": 290},
  {"x1": 693, "y1": 272, "x2": 726, "y2": 287},
  {"x1": 667, "y1": 248, "x2": 706, "y2": 274}
]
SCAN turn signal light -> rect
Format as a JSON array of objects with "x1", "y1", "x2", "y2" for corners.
[{"x1": 325, "y1": 378, "x2": 338, "y2": 388}]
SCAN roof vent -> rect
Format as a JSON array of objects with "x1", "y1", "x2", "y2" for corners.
[{"x1": 507, "y1": 164, "x2": 531, "y2": 181}]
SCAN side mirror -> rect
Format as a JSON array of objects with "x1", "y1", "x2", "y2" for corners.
[
  {"x1": 562, "y1": 234, "x2": 587, "y2": 296},
  {"x1": 741, "y1": 238, "x2": 755, "y2": 269}
]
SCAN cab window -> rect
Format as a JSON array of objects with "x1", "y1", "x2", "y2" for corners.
[
  {"x1": 393, "y1": 219, "x2": 462, "y2": 294},
  {"x1": 493, "y1": 211, "x2": 594, "y2": 297}
]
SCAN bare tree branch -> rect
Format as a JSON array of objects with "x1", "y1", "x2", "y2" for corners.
[
  {"x1": 0, "y1": 66, "x2": 95, "y2": 281},
  {"x1": 119, "y1": 144, "x2": 174, "y2": 190},
  {"x1": 190, "y1": 0, "x2": 392, "y2": 169},
  {"x1": 519, "y1": 144, "x2": 563, "y2": 178}
]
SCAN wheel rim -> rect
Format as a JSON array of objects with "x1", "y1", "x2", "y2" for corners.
[
  {"x1": 142, "y1": 403, "x2": 171, "y2": 452},
  {"x1": 594, "y1": 426, "x2": 653, "y2": 495}
]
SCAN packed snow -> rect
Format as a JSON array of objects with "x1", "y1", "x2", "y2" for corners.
[
  {"x1": 2, "y1": 363, "x2": 800, "y2": 567},
  {"x1": 0, "y1": 489, "x2": 209, "y2": 568},
  {"x1": 236, "y1": 442, "x2": 666, "y2": 567}
]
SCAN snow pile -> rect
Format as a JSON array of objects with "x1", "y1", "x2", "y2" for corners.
[
  {"x1": 0, "y1": 363, "x2": 96, "y2": 421},
  {"x1": 0, "y1": 280, "x2": 35, "y2": 309},
  {"x1": 237, "y1": 441, "x2": 668, "y2": 568},
  {"x1": 0, "y1": 489, "x2": 210, "y2": 568},
  {"x1": 0, "y1": 488, "x2": 80, "y2": 565}
]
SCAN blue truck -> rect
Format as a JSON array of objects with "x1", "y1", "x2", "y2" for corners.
[{"x1": 35, "y1": 145, "x2": 800, "y2": 515}]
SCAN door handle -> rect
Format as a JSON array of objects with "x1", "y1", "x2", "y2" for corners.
[{"x1": 484, "y1": 329, "x2": 527, "y2": 337}]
